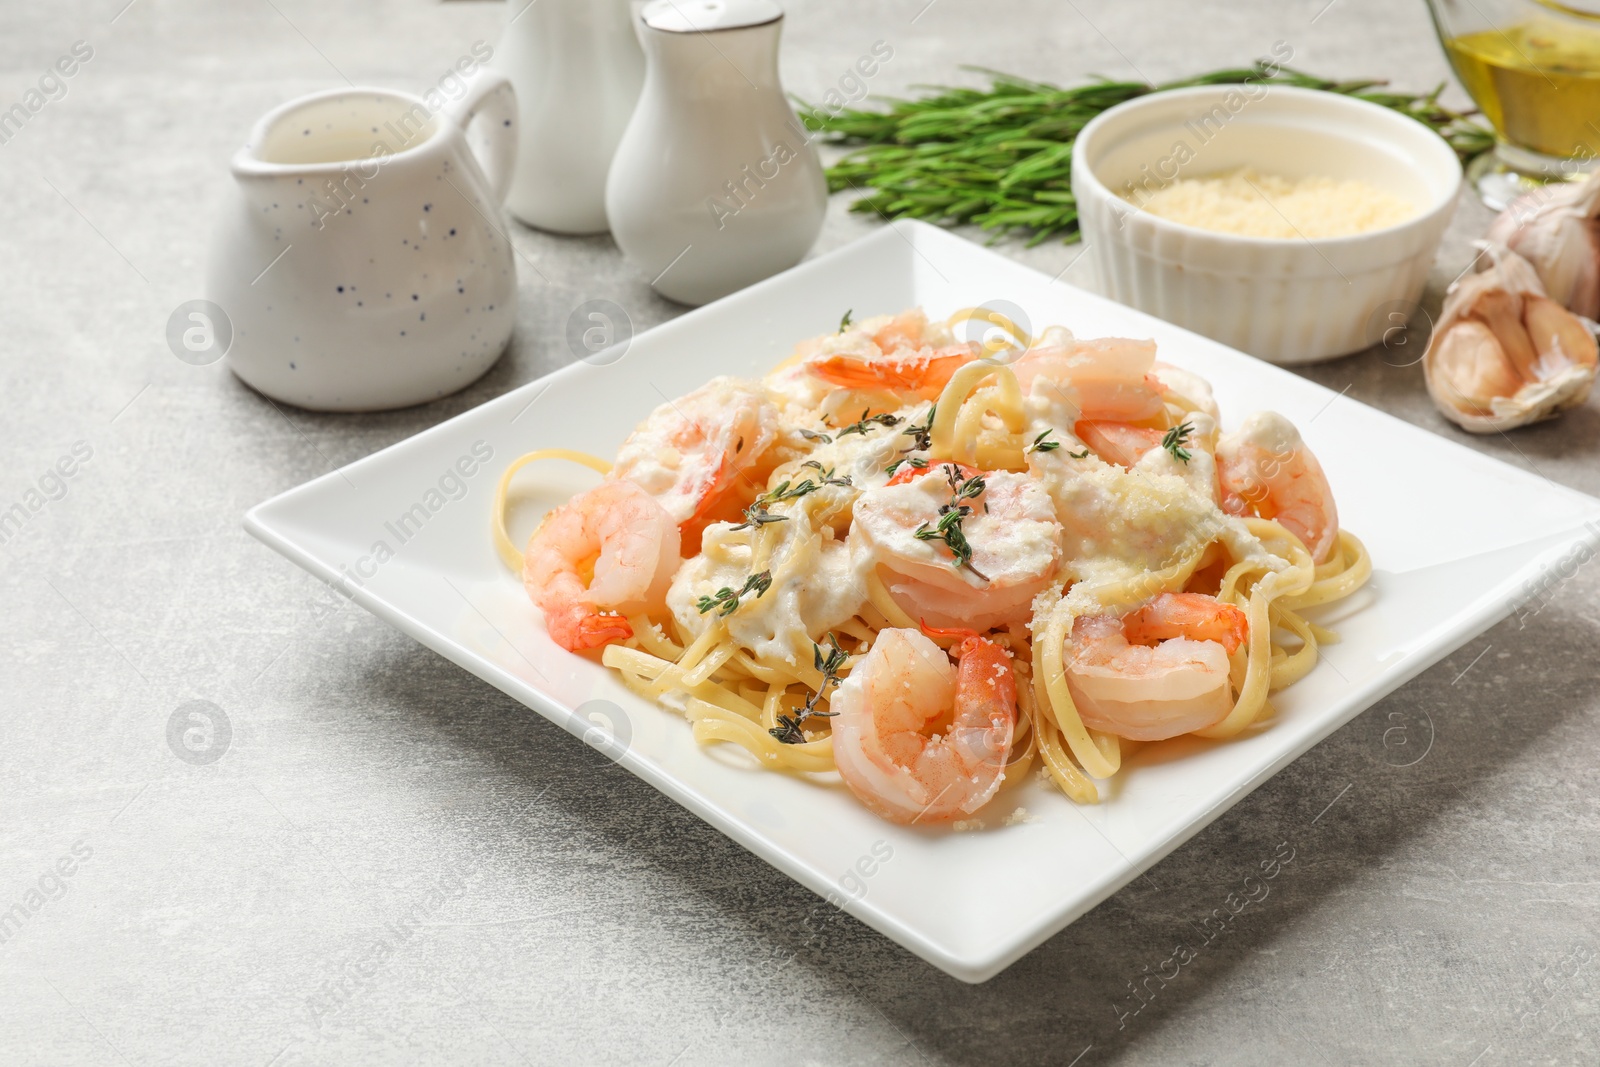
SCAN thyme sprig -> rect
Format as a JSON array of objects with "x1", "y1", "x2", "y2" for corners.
[
  {"x1": 837, "y1": 409, "x2": 902, "y2": 438},
  {"x1": 1027, "y1": 429, "x2": 1060, "y2": 454},
  {"x1": 732, "y1": 465, "x2": 852, "y2": 530},
  {"x1": 885, "y1": 404, "x2": 937, "y2": 476},
  {"x1": 696, "y1": 570, "x2": 773, "y2": 617},
  {"x1": 913, "y1": 464, "x2": 990, "y2": 581},
  {"x1": 838, "y1": 309, "x2": 853, "y2": 333},
  {"x1": 732, "y1": 505, "x2": 789, "y2": 530},
  {"x1": 1067, "y1": 448, "x2": 1091, "y2": 459},
  {"x1": 886, "y1": 455, "x2": 928, "y2": 477},
  {"x1": 770, "y1": 634, "x2": 849, "y2": 744},
  {"x1": 797, "y1": 427, "x2": 833, "y2": 444},
  {"x1": 901, "y1": 403, "x2": 936, "y2": 451},
  {"x1": 1161, "y1": 421, "x2": 1194, "y2": 465},
  {"x1": 800, "y1": 460, "x2": 853, "y2": 487},
  {"x1": 799, "y1": 63, "x2": 1494, "y2": 247}
]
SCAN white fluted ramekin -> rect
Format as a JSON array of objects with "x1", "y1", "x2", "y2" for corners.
[{"x1": 1070, "y1": 85, "x2": 1462, "y2": 364}]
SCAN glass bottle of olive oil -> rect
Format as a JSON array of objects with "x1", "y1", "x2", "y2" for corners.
[{"x1": 1445, "y1": 17, "x2": 1600, "y2": 160}]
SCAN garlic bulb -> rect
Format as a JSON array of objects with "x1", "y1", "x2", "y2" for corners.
[
  {"x1": 1423, "y1": 246, "x2": 1599, "y2": 434},
  {"x1": 1485, "y1": 171, "x2": 1600, "y2": 319}
]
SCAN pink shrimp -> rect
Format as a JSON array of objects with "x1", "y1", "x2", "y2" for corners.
[
  {"x1": 1073, "y1": 419, "x2": 1166, "y2": 468},
  {"x1": 1121, "y1": 592, "x2": 1247, "y2": 652},
  {"x1": 522, "y1": 479, "x2": 681, "y2": 652},
  {"x1": 802, "y1": 308, "x2": 980, "y2": 401},
  {"x1": 850, "y1": 465, "x2": 1063, "y2": 632},
  {"x1": 808, "y1": 345, "x2": 977, "y2": 398},
  {"x1": 1012, "y1": 337, "x2": 1168, "y2": 422},
  {"x1": 830, "y1": 626, "x2": 1017, "y2": 825},
  {"x1": 1216, "y1": 411, "x2": 1339, "y2": 563},
  {"x1": 1065, "y1": 593, "x2": 1248, "y2": 741},
  {"x1": 611, "y1": 376, "x2": 781, "y2": 553}
]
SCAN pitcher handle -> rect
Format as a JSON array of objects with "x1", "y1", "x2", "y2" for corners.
[{"x1": 446, "y1": 70, "x2": 517, "y2": 205}]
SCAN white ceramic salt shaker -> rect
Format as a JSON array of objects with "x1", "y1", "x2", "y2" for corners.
[
  {"x1": 495, "y1": 0, "x2": 643, "y2": 234},
  {"x1": 606, "y1": 0, "x2": 826, "y2": 306}
]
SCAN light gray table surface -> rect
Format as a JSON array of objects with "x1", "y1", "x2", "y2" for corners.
[{"x1": 3, "y1": 0, "x2": 1597, "y2": 1064}]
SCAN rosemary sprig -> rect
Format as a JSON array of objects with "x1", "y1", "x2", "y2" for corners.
[
  {"x1": 837, "y1": 409, "x2": 902, "y2": 438},
  {"x1": 838, "y1": 309, "x2": 853, "y2": 333},
  {"x1": 1027, "y1": 429, "x2": 1060, "y2": 454},
  {"x1": 1162, "y1": 421, "x2": 1194, "y2": 464},
  {"x1": 770, "y1": 634, "x2": 849, "y2": 744},
  {"x1": 696, "y1": 570, "x2": 773, "y2": 617},
  {"x1": 799, "y1": 62, "x2": 1495, "y2": 246},
  {"x1": 913, "y1": 464, "x2": 990, "y2": 581}
]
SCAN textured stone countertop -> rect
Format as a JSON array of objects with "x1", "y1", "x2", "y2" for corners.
[{"x1": 3, "y1": 0, "x2": 1597, "y2": 1064}]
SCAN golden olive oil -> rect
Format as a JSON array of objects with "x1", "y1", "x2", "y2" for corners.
[{"x1": 1446, "y1": 18, "x2": 1600, "y2": 159}]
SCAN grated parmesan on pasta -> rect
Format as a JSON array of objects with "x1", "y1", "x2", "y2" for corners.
[{"x1": 1128, "y1": 166, "x2": 1416, "y2": 239}]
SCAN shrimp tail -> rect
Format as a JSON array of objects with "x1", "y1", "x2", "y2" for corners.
[
  {"x1": 548, "y1": 603, "x2": 634, "y2": 652},
  {"x1": 955, "y1": 637, "x2": 1017, "y2": 723},
  {"x1": 918, "y1": 619, "x2": 981, "y2": 642},
  {"x1": 919, "y1": 619, "x2": 999, "y2": 664}
]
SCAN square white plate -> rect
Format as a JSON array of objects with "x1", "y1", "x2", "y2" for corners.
[{"x1": 245, "y1": 221, "x2": 1600, "y2": 983}]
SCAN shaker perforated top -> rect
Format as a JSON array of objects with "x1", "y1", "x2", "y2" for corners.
[{"x1": 640, "y1": 0, "x2": 783, "y2": 33}]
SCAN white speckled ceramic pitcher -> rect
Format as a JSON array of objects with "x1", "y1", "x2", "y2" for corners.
[{"x1": 208, "y1": 75, "x2": 519, "y2": 411}]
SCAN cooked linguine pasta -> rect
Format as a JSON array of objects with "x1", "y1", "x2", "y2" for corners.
[{"x1": 494, "y1": 307, "x2": 1371, "y2": 825}]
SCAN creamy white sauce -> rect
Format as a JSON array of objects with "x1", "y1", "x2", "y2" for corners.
[
  {"x1": 797, "y1": 407, "x2": 923, "y2": 494},
  {"x1": 668, "y1": 515, "x2": 871, "y2": 668},
  {"x1": 612, "y1": 375, "x2": 778, "y2": 524},
  {"x1": 1219, "y1": 410, "x2": 1302, "y2": 461},
  {"x1": 1027, "y1": 425, "x2": 1274, "y2": 620},
  {"x1": 1134, "y1": 411, "x2": 1219, "y2": 502}
]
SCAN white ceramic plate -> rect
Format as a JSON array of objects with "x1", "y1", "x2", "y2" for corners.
[{"x1": 245, "y1": 221, "x2": 1600, "y2": 983}]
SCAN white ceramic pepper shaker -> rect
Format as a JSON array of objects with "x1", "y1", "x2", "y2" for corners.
[
  {"x1": 605, "y1": 0, "x2": 827, "y2": 305},
  {"x1": 495, "y1": 0, "x2": 644, "y2": 234}
]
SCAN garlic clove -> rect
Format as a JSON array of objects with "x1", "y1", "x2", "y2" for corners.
[
  {"x1": 1427, "y1": 319, "x2": 1522, "y2": 417},
  {"x1": 1524, "y1": 293, "x2": 1600, "y2": 379},
  {"x1": 1471, "y1": 287, "x2": 1541, "y2": 380}
]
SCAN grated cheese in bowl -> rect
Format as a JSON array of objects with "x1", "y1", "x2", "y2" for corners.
[{"x1": 1126, "y1": 166, "x2": 1416, "y2": 239}]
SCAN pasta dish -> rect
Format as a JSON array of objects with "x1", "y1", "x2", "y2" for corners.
[{"x1": 493, "y1": 308, "x2": 1370, "y2": 826}]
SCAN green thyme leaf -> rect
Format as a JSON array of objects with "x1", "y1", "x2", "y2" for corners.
[
  {"x1": 886, "y1": 455, "x2": 930, "y2": 477},
  {"x1": 1028, "y1": 429, "x2": 1060, "y2": 453},
  {"x1": 1161, "y1": 421, "x2": 1194, "y2": 465},
  {"x1": 911, "y1": 465, "x2": 991, "y2": 581},
  {"x1": 837, "y1": 409, "x2": 902, "y2": 438},
  {"x1": 695, "y1": 570, "x2": 773, "y2": 616},
  {"x1": 771, "y1": 633, "x2": 848, "y2": 744}
]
